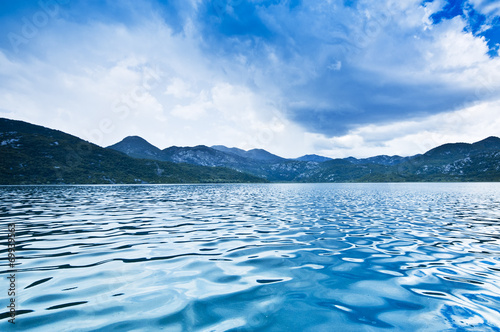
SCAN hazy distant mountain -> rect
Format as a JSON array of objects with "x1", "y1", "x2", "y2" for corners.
[
  {"x1": 108, "y1": 139, "x2": 250, "y2": 166},
  {"x1": 346, "y1": 155, "x2": 416, "y2": 166},
  {"x1": 3, "y1": 117, "x2": 498, "y2": 184},
  {"x1": 296, "y1": 159, "x2": 394, "y2": 182},
  {"x1": 108, "y1": 139, "x2": 286, "y2": 166},
  {"x1": 298, "y1": 154, "x2": 414, "y2": 165},
  {"x1": 295, "y1": 154, "x2": 333, "y2": 162},
  {"x1": 0, "y1": 118, "x2": 266, "y2": 185},
  {"x1": 110, "y1": 140, "x2": 317, "y2": 181},
  {"x1": 162, "y1": 145, "x2": 250, "y2": 166},
  {"x1": 211, "y1": 145, "x2": 285, "y2": 162},
  {"x1": 210, "y1": 145, "x2": 248, "y2": 158},
  {"x1": 108, "y1": 135, "x2": 500, "y2": 182},
  {"x1": 160, "y1": 145, "x2": 315, "y2": 181},
  {"x1": 245, "y1": 149, "x2": 286, "y2": 162}
]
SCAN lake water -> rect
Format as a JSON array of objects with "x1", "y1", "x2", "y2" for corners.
[{"x1": 1, "y1": 183, "x2": 500, "y2": 331}]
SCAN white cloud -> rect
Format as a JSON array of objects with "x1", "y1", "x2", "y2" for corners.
[
  {"x1": 425, "y1": 18, "x2": 490, "y2": 71},
  {"x1": 170, "y1": 90, "x2": 211, "y2": 120},
  {"x1": 310, "y1": 99, "x2": 500, "y2": 158},
  {"x1": 0, "y1": 0, "x2": 499, "y2": 159},
  {"x1": 327, "y1": 61, "x2": 342, "y2": 71},
  {"x1": 165, "y1": 78, "x2": 196, "y2": 99},
  {"x1": 469, "y1": 0, "x2": 500, "y2": 17}
]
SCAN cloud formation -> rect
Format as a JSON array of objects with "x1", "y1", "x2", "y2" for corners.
[{"x1": 0, "y1": 0, "x2": 499, "y2": 158}]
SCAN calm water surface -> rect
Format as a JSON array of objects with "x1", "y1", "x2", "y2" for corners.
[{"x1": 1, "y1": 183, "x2": 500, "y2": 331}]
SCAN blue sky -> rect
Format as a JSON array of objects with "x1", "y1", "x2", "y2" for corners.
[{"x1": 0, "y1": 0, "x2": 499, "y2": 158}]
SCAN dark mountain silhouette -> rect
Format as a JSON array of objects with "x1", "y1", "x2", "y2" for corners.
[
  {"x1": 0, "y1": 118, "x2": 266, "y2": 185},
  {"x1": 295, "y1": 154, "x2": 333, "y2": 162},
  {"x1": 108, "y1": 135, "x2": 500, "y2": 182},
  {"x1": 2, "y1": 117, "x2": 499, "y2": 183}
]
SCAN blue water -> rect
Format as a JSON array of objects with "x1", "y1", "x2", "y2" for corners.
[{"x1": 1, "y1": 183, "x2": 500, "y2": 331}]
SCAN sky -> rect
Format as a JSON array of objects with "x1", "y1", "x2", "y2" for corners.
[{"x1": 0, "y1": 0, "x2": 499, "y2": 158}]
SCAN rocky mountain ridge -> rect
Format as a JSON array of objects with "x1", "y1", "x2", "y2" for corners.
[
  {"x1": 1, "y1": 117, "x2": 499, "y2": 184},
  {"x1": 0, "y1": 118, "x2": 266, "y2": 185},
  {"x1": 108, "y1": 134, "x2": 500, "y2": 182}
]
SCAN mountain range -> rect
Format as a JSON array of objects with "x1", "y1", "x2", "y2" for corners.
[
  {"x1": 1, "y1": 117, "x2": 499, "y2": 184},
  {"x1": 0, "y1": 118, "x2": 265, "y2": 185},
  {"x1": 108, "y1": 134, "x2": 500, "y2": 182}
]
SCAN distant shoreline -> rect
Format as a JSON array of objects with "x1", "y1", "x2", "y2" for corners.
[{"x1": 1, "y1": 181, "x2": 499, "y2": 186}]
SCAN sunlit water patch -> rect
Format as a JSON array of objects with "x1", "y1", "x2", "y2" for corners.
[{"x1": 1, "y1": 183, "x2": 500, "y2": 331}]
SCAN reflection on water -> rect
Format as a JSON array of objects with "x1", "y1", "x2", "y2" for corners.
[{"x1": 1, "y1": 183, "x2": 500, "y2": 331}]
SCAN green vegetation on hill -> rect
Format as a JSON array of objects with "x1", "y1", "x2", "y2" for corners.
[
  {"x1": 297, "y1": 159, "x2": 395, "y2": 183},
  {"x1": 1, "y1": 117, "x2": 499, "y2": 184},
  {"x1": 302, "y1": 138, "x2": 500, "y2": 183},
  {"x1": 0, "y1": 118, "x2": 267, "y2": 185},
  {"x1": 109, "y1": 132, "x2": 500, "y2": 182}
]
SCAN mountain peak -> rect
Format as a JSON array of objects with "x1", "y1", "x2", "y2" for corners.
[
  {"x1": 295, "y1": 154, "x2": 332, "y2": 162},
  {"x1": 107, "y1": 136, "x2": 162, "y2": 160},
  {"x1": 481, "y1": 136, "x2": 500, "y2": 141},
  {"x1": 121, "y1": 135, "x2": 149, "y2": 142},
  {"x1": 0, "y1": 117, "x2": 266, "y2": 184},
  {"x1": 245, "y1": 149, "x2": 285, "y2": 162},
  {"x1": 211, "y1": 145, "x2": 284, "y2": 162},
  {"x1": 473, "y1": 136, "x2": 500, "y2": 149},
  {"x1": 424, "y1": 136, "x2": 500, "y2": 157}
]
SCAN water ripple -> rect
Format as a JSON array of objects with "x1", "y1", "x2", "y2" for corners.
[{"x1": 1, "y1": 183, "x2": 500, "y2": 331}]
